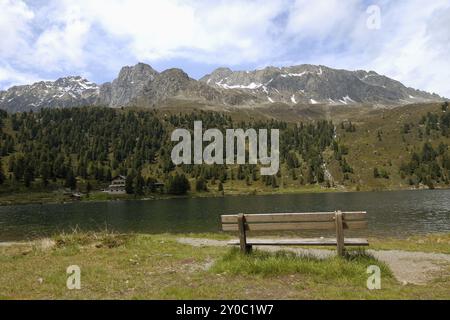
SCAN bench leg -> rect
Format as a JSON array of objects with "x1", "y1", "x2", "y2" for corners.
[
  {"x1": 335, "y1": 210, "x2": 345, "y2": 257},
  {"x1": 238, "y1": 214, "x2": 251, "y2": 254}
]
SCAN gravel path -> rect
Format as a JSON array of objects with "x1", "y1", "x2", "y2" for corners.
[{"x1": 176, "y1": 237, "x2": 450, "y2": 285}]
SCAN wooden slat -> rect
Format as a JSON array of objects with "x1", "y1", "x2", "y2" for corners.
[
  {"x1": 222, "y1": 212, "x2": 334, "y2": 223},
  {"x1": 343, "y1": 220, "x2": 368, "y2": 230},
  {"x1": 222, "y1": 220, "x2": 367, "y2": 232},
  {"x1": 342, "y1": 211, "x2": 367, "y2": 221},
  {"x1": 221, "y1": 211, "x2": 366, "y2": 224},
  {"x1": 223, "y1": 221, "x2": 335, "y2": 231},
  {"x1": 227, "y1": 238, "x2": 369, "y2": 246}
]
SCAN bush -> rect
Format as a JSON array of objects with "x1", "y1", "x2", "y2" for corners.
[
  {"x1": 166, "y1": 173, "x2": 190, "y2": 195},
  {"x1": 195, "y1": 177, "x2": 208, "y2": 192}
]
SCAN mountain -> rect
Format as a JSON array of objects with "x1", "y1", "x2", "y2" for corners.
[
  {"x1": 200, "y1": 65, "x2": 442, "y2": 105},
  {"x1": 97, "y1": 62, "x2": 158, "y2": 108},
  {"x1": 0, "y1": 76, "x2": 99, "y2": 112},
  {"x1": 0, "y1": 63, "x2": 443, "y2": 112}
]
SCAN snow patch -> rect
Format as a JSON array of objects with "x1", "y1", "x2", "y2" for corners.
[
  {"x1": 281, "y1": 71, "x2": 308, "y2": 78},
  {"x1": 339, "y1": 95, "x2": 356, "y2": 104},
  {"x1": 291, "y1": 95, "x2": 297, "y2": 104},
  {"x1": 215, "y1": 80, "x2": 263, "y2": 90},
  {"x1": 328, "y1": 98, "x2": 338, "y2": 105}
]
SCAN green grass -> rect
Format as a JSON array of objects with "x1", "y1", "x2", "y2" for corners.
[
  {"x1": 1, "y1": 232, "x2": 450, "y2": 299},
  {"x1": 212, "y1": 248, "x2": 392, "y2": 281},
  {"x1": 370, "y1": 233, "x2": 450, "y2": 254}
]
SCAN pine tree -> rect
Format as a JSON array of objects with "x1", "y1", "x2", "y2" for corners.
[
  {"x1": 134, "y1": 173, "x2": 145, "y2": 195},
  {"x1": 125, "y1": 175, "x2": 134, "y2": 194},
  {"x1": 0, "y1": 162, "x2": 5, "y2": 185},
  {"x1": 64, "y1": 169, "x2": 77, "y2": 190},
  {"x1": 86, "y1": 182, "x2": 92, "y2": 195},
  {"x1": 195, "y1": 177, "x2": 208, "y2": 192}
]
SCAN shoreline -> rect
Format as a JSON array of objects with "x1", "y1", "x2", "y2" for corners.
[{"x1": 0, "y1": 184, "x2": 445, "y2": 207}]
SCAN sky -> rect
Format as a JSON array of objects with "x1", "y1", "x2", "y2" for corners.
[{"x1": 0, "y1": 0, "x2": 449, "y2": 97}]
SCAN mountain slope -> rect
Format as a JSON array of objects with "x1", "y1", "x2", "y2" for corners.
[
  {"x1": 0, "y1": 63, "x2": 443, "y2": 112},
  {"x1": 0, "y1": 77, "x2": 99, "y2": 112},
  {"x1": 200, "y1": 65, "x2": 442, "y2": 105}
]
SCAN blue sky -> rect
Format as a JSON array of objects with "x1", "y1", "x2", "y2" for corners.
[{"x1": 0, "y1": 0, "x2": 449, "y2": 97}]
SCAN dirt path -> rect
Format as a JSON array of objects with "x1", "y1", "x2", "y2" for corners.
[{"x1": 176, "y1": 237, "x2": 450, "y2": 285}]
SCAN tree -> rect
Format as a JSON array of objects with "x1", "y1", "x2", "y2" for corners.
[
  {"x1": 134, "y1": 173, "x2": 145, "y2": 195},
  {"x1": 0, "y1": 162, "x2": 4, "y2": 185},
  {"x1": 167, "y1": 173, "x2": 190, "y2": 195},
  {"x1": 125, "y1": 175, "x2": 134, "y2": 194},
  {"x1": 421, "y1": 142, "x2": 436, "y2": 162},
  {"x1": 195, "y1": 177, "x2": 208, "y2": 192},
  {"x1": 86, "y1": 182, "x2": 92, "y2": 195},
  {"x1": 65, "y1": 169, "x2": 77, "y2": 190},
  {"x1": 24, "y1": 166, "x2": 34, "y2": 188},
  {"x1": 40, "y1": 162, "x2": 50, "y2": 187}
]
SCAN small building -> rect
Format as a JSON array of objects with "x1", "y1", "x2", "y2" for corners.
[{"x1": 105, "y1": 175, "x2": 127, "y2": 194}]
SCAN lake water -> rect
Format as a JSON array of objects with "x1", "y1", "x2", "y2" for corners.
[{"x1": 1, "y1": 189, "x2": 450, "y2": 241}]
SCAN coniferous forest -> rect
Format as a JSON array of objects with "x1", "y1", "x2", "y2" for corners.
[
  {"x1": 1, "y1": 102, "x2": 450, "y2": 201},
  {"x1": 0, "y1": 107, "x2": 348, "y2": 197}
]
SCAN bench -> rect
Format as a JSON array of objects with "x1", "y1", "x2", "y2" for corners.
[{"x1": 221, "y1": 211, "x2": 368, "y2": 256}]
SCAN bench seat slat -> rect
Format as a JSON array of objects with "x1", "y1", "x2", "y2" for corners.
[
  {"x1": 227, "y1": 238, "x2": 369, "y2": 246},
  {"x1": 221, "y1": 211, "x2": 366, "y2": 223},
  {"x1": 222, "y1": 220, "x2": 368, "y2": 232}
]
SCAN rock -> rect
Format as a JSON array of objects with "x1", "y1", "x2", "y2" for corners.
[
  {"x1": 0, "y1": 76, "x2": 99, "y2": 112},
  {"x1": 0, "y1": 63, "x2": 444, "y2": 113},
  {"x1": 200, "y1": 64, "x2": 443, "y2": 105},
  {"x1": 99, "y1": 62, "x2": 158, "y2": 108}
]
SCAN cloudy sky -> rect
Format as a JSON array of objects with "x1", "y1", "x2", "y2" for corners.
[{"x1": 0, "y1": 0, "x2": 449, "y2": 97}]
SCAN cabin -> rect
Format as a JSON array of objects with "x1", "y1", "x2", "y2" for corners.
[{"x1": 105, "y1": 175, "x2": 127, "y2": 194}]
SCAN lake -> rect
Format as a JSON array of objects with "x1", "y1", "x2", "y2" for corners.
[{"x1": 1, "y1": 189, "x2": 450, "y2": 241}]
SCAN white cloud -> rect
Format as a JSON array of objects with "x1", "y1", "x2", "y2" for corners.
[
  {"x1": 73, "y1": 0, "x2": 286, "y2": 63},
  {"x1": 0, "y1": 64, "x2": 41, "y2": 88},
  {"x1": 285, "y1": 0, "x2": 361, "y2": 41},
  {"x1": 33, "y1": 3, "x2": 91, "y2": 72},
  {"x1": 0, "y1": 0, "x2": 34, "y2": 58},
  {"x1": 364, "y1": 0, "x2": 450, "y2": 97},
  {"x1": 0, "y1": 0, "x2": 449, "y2": 97}
]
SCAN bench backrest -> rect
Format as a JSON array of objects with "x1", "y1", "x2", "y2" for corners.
[{"x1": 221, "y1": 211, "x2": 367, "y2": 232}]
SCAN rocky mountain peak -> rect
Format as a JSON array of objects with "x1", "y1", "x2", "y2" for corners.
[
  {"x1": 0, "y1": 76, "x2": 99, "y2": 112},
  {"x1": 99, "y1": 63, "x2": 159, "y2": 108},
  {"x1": 199, "y1": 64, "x2": 443, "y2": 105},
  {"x1": 0, "y1": 62, "x2": 444, "y2": 112}
]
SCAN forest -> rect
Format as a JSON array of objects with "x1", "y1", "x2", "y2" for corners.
[{"x1": 0, "y1": 107, "x2": 350, "y2": 196}]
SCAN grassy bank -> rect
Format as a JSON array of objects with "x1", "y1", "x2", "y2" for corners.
[
  {"x1": 0, "y1": 232, "x2": 449, "y2": 300},
  {"x1": 1, "y1": 182, "x2": 443, "y2": 207}
]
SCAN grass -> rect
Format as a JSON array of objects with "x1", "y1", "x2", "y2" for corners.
[
  {"x1": 0, "y1": 182, "x2": 340, "y2": 207},
  {"x1": 370, "y1": 233, "x2": 450, "y2": 254},
  {"x1": 1, "y1": 231, "x2": 450, "y2": 300},
  {"x1": 212, "y1": 248, "x2": 392, "y2": 280}
]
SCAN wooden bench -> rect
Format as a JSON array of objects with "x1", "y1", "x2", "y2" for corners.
[{"x1": 221, "y1": 211, "x2": 368, "y2": 256}]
